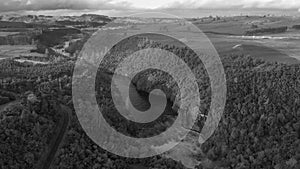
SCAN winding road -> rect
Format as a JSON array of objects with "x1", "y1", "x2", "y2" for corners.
[
  {"x1": 0, "y1": 100, "x2": 19, "y2": 112},
  {"x1": 0, "y1": 100, "x2": 71, "y2": 169},
  {"x1": 0, "y1": 98, "x2": 71, "y2": 169},
  {"x1": 36, "y1": 72, "x2": 175, "y2": 169},
  {"x1": 36, "y1": 104, "x2": 71, "y2": 169}
]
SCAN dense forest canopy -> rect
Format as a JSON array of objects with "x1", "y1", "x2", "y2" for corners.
[{"x1": 0, "y1": 34, "x2": 299, "y2": 169}]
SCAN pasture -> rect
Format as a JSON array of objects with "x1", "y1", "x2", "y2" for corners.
[
  {"x1": 119, "y1": 17, "x2": 300, "y2": 65},
  {"x1": 0, "y1": 45, "x2": 44, "y2": 59}
]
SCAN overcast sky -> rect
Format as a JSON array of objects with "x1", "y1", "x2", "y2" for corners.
[{"x1": 1, "y1": 0, "x2": 300, "y2": 16}]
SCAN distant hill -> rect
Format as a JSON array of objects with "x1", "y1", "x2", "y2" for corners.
[{"x1": 0, "y1": 14, "x2": 112, "y2": 26}]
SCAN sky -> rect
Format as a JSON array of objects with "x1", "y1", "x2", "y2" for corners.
[{"x1": 1, "y1": 0, "x2": 300, "y2": 17}]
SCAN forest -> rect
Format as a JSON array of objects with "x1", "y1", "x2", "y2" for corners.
[
  {"x1": 244, "y1": 26, "x2": 288, "y2": 36},
  {"x1": 0, "y1": 36, "x2": 299, "y2": 169}
]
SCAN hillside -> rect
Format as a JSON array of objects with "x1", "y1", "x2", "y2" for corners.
[{"x1": 0, "y1": 14, "x2": 299, "y2": 169}]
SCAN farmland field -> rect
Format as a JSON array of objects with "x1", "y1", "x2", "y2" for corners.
[
  {"x1": 0, "y1": 45, "x2": 44, "y2": 59},
  {"x1": 0, "y1": 31, "x2": 20, "y2": 36},
  {"x1": 1, "y1": 13, "x2": 300, "y2": 169},
  {"x1": 121, "y1": 16, "x2": 300, "y2": 64}
]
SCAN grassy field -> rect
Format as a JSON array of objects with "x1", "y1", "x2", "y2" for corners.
[
  {"x1": 0, "y1": 45, "x2": 43, "y2": 59},
  {"x1": 0, "y1": 15, "x2": 299, "y2": 65},
  {"x1": 120, "y1": 17, "x2": 300, "y2": 65},
  {"x1": 0, "y1": 32, "x2": 20, "y2": 36},
  {"x1": 194, "y1": 16, "x2": 300, "y2": 35}
]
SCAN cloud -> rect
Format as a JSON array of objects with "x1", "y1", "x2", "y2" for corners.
[
  {"x1": 159, "y1": 0, "x2": 300, "y2": 9},
  {"x1": 0, "y1": 0, "x2": 133, "y2": 12},
  {"x1": 1, "y1": 0, "x2": 300, "y2": 12}
]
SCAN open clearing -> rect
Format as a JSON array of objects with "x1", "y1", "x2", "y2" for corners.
[
  {"x1": 0, "y1": 45, "x2": 44, "y2": 59},
  {"x1": 121, "y1": 19, "x2": 300, "y2": 64},
  {"x1": 0, "y1": 31, "x2": 20, "y2": 36}
]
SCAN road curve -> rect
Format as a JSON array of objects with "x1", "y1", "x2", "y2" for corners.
[
  {"x1": 0, "y1": 100, "x2": 19, "y2": 112},
  {"x1": 36, "y1": 104, "x2": 71, "y2": 169},
  {"x1": 36, "y1": 72, "x2": 175, "y2": 169}
]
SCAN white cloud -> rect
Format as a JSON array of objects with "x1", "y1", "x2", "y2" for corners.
[
  {"x1": 0, "y1": 0, "x2": 133, "y2": 12},
  {"x1": 0, "y1": 0, "x2": 300, "y2": 12},
  {"x1": 160, "y1": 0, "x2": 300, "y2": 9}
]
